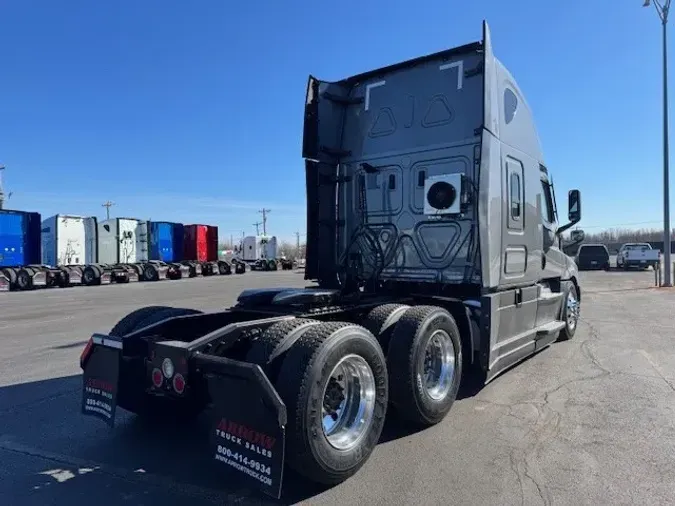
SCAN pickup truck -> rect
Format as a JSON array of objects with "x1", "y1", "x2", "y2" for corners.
[{"x1": 616, "y1": 243, "x2": 660, "y2": 270}]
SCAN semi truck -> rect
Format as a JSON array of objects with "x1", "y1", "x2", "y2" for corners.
[
  {"x1": 97, "y1": 217, "x2": 178, "y2": 282},
  {"x1": 182, "y1": 224, "x2": 244, "y2": 276},
  {"x1": 79, "y1": 21, "x2": 584, "y2": 499},
  {"x1": 0, "y1": 209, "x2": 49, "y2": 290},
  {"x1": 235, "y1": 235, "x2": 292, "y2": 270},
  {"x1": 41, "y1": 214, "x2": 139, "y2": 287}
]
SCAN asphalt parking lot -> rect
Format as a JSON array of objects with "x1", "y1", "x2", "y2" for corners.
[{"x1": 1, "y1": 267, "x2": 674, "y2": 506}]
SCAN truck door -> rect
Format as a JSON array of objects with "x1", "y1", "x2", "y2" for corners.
[{"x1": 502, "y1": 154, "x2": 527, "y2": 280}]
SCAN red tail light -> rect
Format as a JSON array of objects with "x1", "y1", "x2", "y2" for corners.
[
  {"x1": 80, "y1": 338, "x2": 94, "y2": 369},
  {"x1": 173, "y1": 373, "x2": 185, "y2": 394},
  {"x1": 151, "y1": 368, "x2": 163, "y2": 387}
]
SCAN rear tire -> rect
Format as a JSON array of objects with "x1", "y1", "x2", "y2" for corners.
[
  {"x1": 82, "y1": 266, "x2": 98, "y2": 286},
  {"x1": 362, "y1": 303, "x2": 410, "y2": 354},
  {"x1": 387, "y1": 305, "x2": 463, "y2": 427},
  {"x1": 245, "y1": 318, "x2": 320, "y2": 381},
  {"x1": 143, "y1": 264, "x2": 159, "y2": 281},
  {"x1": 16, "y1": 268, "x2": 32, "y2": 290},
  {"x1": 275, "y1": 322, "x2": 388, "y2": 485},
  {"x1": 109, "y1": 306, "x2": 173, "y2": 336}
]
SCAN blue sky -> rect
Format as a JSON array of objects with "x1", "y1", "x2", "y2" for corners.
[{"x1": 0, "y1": 0, "x2": 671, "y2": 243}]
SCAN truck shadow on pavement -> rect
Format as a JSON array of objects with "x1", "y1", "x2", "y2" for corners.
[{"x1": 1, "y1": 373, "x2": 449, "y2": 505}]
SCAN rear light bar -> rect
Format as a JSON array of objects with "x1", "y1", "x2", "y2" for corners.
[
  {"x1": 149, "y1": 343, "x2": 189, "y2": 396},
  {"x1": 173, "y1": 373, "x2": 186, "y2": 394},
  {"x1": 152, "y1": 368, "x2": 163, "y2": 387}
]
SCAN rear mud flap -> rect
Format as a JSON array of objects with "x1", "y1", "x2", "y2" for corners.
[
  {"x1": 81, "y1": 334, "x2": 122, "y2": 428},
  {"x1": 174, "y1": 264, "x2": 191, "y2": 279},
  {"x1": 67, "y1": 268, "x2": 83, "y2": 285},
  {"x1": 31, "y1": 270, "x2": 48, "y2": 287},
  {"x1": 157, "y1": 265, "x2": 169, "y2": 280},
  {"x1": 100, "y1": 270, "x2": 112, "y2": 284},
  {"x1": 0, "y1": 273, "x2": 9, "y2": 291},
  {"x1": 196, "y1": 354, "x2": 286, "y2": 499}
]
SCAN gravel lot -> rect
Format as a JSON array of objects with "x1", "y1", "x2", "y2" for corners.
[{"x1": 1, "y1": 268, "x2": 674, "y2": 506}]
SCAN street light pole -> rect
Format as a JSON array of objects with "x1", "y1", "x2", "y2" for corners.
[{"x1": 645, "y1": 0, "x2": 673, "y2": 286}]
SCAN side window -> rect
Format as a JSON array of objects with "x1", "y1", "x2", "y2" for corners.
[
  {"x1": 510, "y1": 173, "x2": 521, "y2": 219},
  {"x1": 541, "y1": 180, "x2": 555, "y2": 223},
  {"x1": 506, "y1": 158, "x2": 524, "y2": 231}
]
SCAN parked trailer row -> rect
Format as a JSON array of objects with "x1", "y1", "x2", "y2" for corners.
[{"x1": 0, "y1": 211, "x2": 246, "y2": 292}]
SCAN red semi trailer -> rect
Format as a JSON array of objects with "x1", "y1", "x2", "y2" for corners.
[{"x1": 183, "y1": 224, "x2": 239, "y2": 276}]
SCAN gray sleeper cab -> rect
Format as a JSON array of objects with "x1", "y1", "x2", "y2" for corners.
[{"x1": 302, "y1": 20, "x2": 583, "y2": 380}]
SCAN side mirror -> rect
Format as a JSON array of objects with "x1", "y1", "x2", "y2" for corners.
[
  {"x1": 571, "y1": 229, "x2": 585, "y2": 242},
  {"x1": 562, "y1": 228, "x2": 585, "y2": 255},
  {"x1": 568, "y1": 189, "x2": 581, "y2": 223}
]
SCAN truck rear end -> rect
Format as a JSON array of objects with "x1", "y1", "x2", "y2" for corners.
[{"x1": 80, "y1": 306, "x2": 292, "y2": 497}]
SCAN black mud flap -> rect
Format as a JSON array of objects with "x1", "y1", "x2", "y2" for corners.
[
  {"x1": 81, "y1": 334, "x2": 122, "y2": 428},
  {"x1": 196, "y1": 354, "x2": 286, "y2": 499}
]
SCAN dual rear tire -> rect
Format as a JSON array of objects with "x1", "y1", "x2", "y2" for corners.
[{"x1": 247, "y1": 304, "x2": 463, "y2": 485}]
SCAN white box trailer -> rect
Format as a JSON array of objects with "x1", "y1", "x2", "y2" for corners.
[{"x1": 41, "y1": 214, "x2": 98, "y2": 266}]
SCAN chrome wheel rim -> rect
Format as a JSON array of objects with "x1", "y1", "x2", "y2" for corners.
[
  {"x1": 566, "y1": 290, "x2": 579, "y2": 330},
  {"x1": 420, "y1": 330, "x2": 456, "y2": 401},
  {"x1": 321, "y1": 354, "x2": 376, "y2": 451}
]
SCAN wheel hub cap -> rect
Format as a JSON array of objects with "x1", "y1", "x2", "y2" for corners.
[
  {"x1": 420, "y1": 330, "x2": 455, "y2": 401},
  {"x1": 566, "y1": 291, "x2": 579, "y2": 330},
  {"x1": 321, "y1": 354, "x2": 376, "y2": 451}
]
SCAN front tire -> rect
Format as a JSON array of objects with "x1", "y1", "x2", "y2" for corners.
[
  {"x1": 275, "y1": 322, "x2": 388, "y2": 485},
  {"x1": 558, "y1": 280, "x2": 579, "y2": 341},
  {"x1": 386, "y1": 305, "x2": 463, "y2": 427}
]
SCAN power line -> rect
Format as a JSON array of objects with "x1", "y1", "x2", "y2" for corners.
[
  {"x1": 259, "y1": 208, "x2": 271, "y2": 235},
  {"x1": 102, "y1": 200, "x2": 115, "y2": 220},
  {"x1": 580, "y1": 220, "x2": 670, "y2": 230}
]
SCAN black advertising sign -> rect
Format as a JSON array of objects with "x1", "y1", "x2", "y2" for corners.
[
  {"x1": 81, "y1": 341, "x2": 121, "y2": 428},
  {"x1": 207, "y1": 373, "x2": 286, "y2": 499}
]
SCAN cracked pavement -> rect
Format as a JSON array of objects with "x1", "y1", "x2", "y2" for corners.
[{"x1": 0, "y1": 269, "x2": 674, "y2": 505}]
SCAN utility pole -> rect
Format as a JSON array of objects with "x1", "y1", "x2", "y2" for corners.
[
  {"x1": 259, "y1": 208, "x2": 271, "y2": 235},
  {"x1": 253, "y1": 221, "x2": 262, "y2": 235},
  {"x1": 295, "y1": 231, "x2": 301, "y2": 257},
  {"x1": 102, "y1": 200, "x2": 115, "y2": 221},
  {"x1": 0, "y1": 165, "x2": 5, "y2": 210},
  {"x1": 644, "y1": 0, "x2": 673, "y2": 286}
]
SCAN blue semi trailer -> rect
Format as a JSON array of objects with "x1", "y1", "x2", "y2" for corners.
[
  {"x1": 0, "y1": 209, "x2": 66, "y2": 291},
  {"x1": 146, "y1": 221, "x2": 195, "y2": 279}
]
